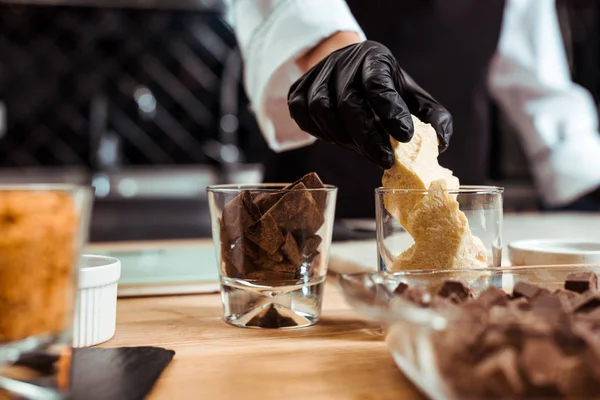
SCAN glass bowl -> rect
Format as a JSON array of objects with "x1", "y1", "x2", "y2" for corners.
[{"x1": 338, "y1": 266, "x2": 600, "y2": 400}]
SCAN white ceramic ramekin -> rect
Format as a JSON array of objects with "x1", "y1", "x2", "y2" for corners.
[{"x1": 73, "y1": 255, "x2": 121, "y2": 348}]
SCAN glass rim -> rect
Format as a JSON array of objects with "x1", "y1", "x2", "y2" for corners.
[
  {"x1": 339, "y1": 265, "x2": 600, "y2": 326},
  {"x1": 0, "y1": 183, "x2": 92, "y2": 192},
  {"x1": 207, "y1": 183, "x2": 338, "y2": 193},
  {"x1": 375, "y1": 185, "x2": 504, "y2": 195}
]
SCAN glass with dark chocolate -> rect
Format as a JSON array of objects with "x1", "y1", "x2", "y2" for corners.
[
  {"x1": 208, "y1": 173, "x2": 337, "y2": 328},
  {"x1": 0, "y1": 184, "x2": 92, "y2": 399}
]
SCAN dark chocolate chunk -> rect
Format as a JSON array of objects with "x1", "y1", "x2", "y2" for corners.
[
  {"x1": 431, "y1": 294, "x2": 461, "y2": 309},
  {"x1": 245, "y1": 213, "x2": 285, "y2": 254},
  {"x1": 292, "y1": 172, "x2": 327, "y2": 213},
  {"x1": 259, "y1": 259, "x2": 298, "y2": 274},
  {"x1": 437, "y1": 280, "x2": 471, "y2": 302},
  {"x1": 266, "y1": 183, "x2": 325, "y2": 236},
  {"x1": 281, "y1": 232, "x2": 303, "y2": 267},
  {"x1": 230, "y1": 239, "x2": 257, "y2": 276},
  {"x1": 476, "y1": 286, "x2": 509, "y2": 308},
  {"x1": 512, "y1": 281, "x2": 546, "y2": 300},
  {"x1": 246, "y1": 304, "x2": 298, "y2": 328},
  {"x1": 241, "y1": 190, "x2": 262, "y2": 220},
  {"x1": 393, "y1": 282, "x2": 409, "y2": 296},
  {"x1": 221, "y1": 191, "x2": 261, "y2": 241},
  {"x1": 565, "y1": 272, "x2": 598, "y2": 294},
  {"x1": 252, "y1": 192, "x2": 284, "y2": 215},
  {"x1": 300, "y1": 235, "x2": 322, "y2": 259},
  {"x1": 246, "y1": 270, "x2": 296, "y2": 282},
  {"x1": 572, "y1": 291, "x2": 600, "y2": 313}
]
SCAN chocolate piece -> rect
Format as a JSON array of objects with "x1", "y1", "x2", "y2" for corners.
[
  {"x1": 474, "y1": 348, "x2": 525, "y2": 396},
  {"x1": 431, "y1": 294, "x2": 461, "y2": 309},
  {"x1": 300, "y1": 235, "x2": 322, "y2": 259},
  {"x1": 556, "y1": 356, "x2": 596, "y2": 398},
  {"x1": 509, "y1": 297, "x2": 532, "y2": 311},
  {"x1": 512, "y1": 281, "x2": 546, "y2": 300},
  {"x1": 281, "y1": 232, "x2": 302, "y2": 267},
  {"x1": 246, "y1": 270, "x2": 296, "y2": 282},
  {"x1": 400, "y1": 285, "x2": 431, "y2": 306},
  {"x1": 222, "y1": 191, "x2": 260, "y2": 241},
  {"x1": 476, "y1": 286, "x2": 508, "y2": 308},
  {"x1": 253, "y1": 172, "x2": 326, "y2": 215},
  {"x1": 437, "y1": 280, "x2": 471, "y2": 302},
  {"x1": 530, "y1": 293, "x2": 571, "y2": 315},
  {"x1": 259, "y1": 259, "x2": 297, "y2": 274},
  {"x1": 572, "y1": 291, "x2": 600, "y2": 313},
  {"x1": 565, "y1": 272, "x2": 598, "y2": 294},
  {"x1": 520, "y1": 337, "x2": 564, "y2": 387},
  {"x1": 576, "y1": 307, "x2": 600, "y2": 325},
  {"x1": 252, "y1": 192, "x2": 284, "y2": 215},
  {"x1": 393, "y1": 282, "x2": 409, "y2": 296},
  {"x1": 245, "y1": 213, "x2": 285, "y2": 255},
  {"x1": 230, "y1": 239, "x2": 257, "y2": 276},
  {"x1": 266, "y1": 183, "x2": 325, "y2": 237},
  {"x1": 554, "y1": 288, "x2": 580, "y2": 299},
  {"x1": 246, "y1": 304, "x2": 297, "y2": 328},
  {"x1": 292, "y1": 172, "x2": 327, "y2": 212}
]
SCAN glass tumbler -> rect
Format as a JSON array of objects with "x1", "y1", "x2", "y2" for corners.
[
  {"x1": 208, "y1": 184, "x2": 337, "y2": 329},
  {"x1": 376, "y1": 186, "x2": 503, "y2": 272},
  {"x1": 0, "y1": 185, "x2": 92, "y2": 400}
]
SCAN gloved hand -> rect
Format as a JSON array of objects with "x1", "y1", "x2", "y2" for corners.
[{"x1": 288, "y1": 40, "x2": 453, "y2": 169}]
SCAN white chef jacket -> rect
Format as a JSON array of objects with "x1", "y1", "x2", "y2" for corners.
[{"x1": 225, "y1": 0, "x2": 600, "y2": 207}]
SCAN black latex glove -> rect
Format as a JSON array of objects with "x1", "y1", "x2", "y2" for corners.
[{"x1": 288, "y1": 40, "x2": 453, "y2": 169}]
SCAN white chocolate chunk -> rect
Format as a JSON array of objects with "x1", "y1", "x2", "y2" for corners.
[{"x1": 382, "y1": 115, "x2": 487, "y2": 271}]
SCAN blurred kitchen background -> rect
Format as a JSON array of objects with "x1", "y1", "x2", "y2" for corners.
[{"x1": 0, "y1": 0, "x2": 597, "y2": 242}]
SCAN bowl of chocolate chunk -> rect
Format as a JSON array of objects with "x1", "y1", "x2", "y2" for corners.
[
  {"x1": 338, "y1": 266, "x2": 600, "y2": 399},
  {"x1": 208, "y1": 173, "x2": 337, "y2": 329}
]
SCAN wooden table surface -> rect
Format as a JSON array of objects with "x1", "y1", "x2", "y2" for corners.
[{"x1": 102, "y1": 276, "x2": 423, "y2": 400}]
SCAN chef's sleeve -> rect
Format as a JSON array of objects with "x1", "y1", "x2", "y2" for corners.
[
  {"x1": 488, "y1": 0, "x2": 600, "y2": 207},
  {"x1": 223, "y1": 0, "x2": 365, "y2": 152}
]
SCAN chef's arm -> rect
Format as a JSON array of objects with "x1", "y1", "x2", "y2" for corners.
[
  {"x1": 488, "y1": 0, "x2": 600, "y2": 207},
  {"x1": 224, "y1": 0, "x2": 365, "y2": 152}
]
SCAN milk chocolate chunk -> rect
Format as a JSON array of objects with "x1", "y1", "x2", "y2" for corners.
[
  {"x1": 266, "y1": 183, "x2": 324, "y2": 236},
  {"x1": 565, "y1": 272, "x2": 598, "y2": 294},
  {"x1": 530, "y1": 293, "x2": 571, "y2": 315},
  {"x1": 401, "y1": 285, "x2": 431, "y2": 306},
  {"x1": 572, "y1": 291, "x2": 600, "y2": 313},
  {"x1": 521, "y1": 337, "x2": 564, "y2": 387},
  {"x1": 437, "y1": 280, "x2": 471, "y2": 302},
  {"x1": 222, "y1": 191, "x2": 261, "y2": 241},
  {"x1": 245, "y1": 213, "x2": 285, "y2": 255},
  {"x1": 281, "y1": 232, "x2": 302, "y2": 267},
  {"x1": 474, "y1": 348, "x2": 525, "y2": 396},
  {"x1": 512, "y1": 281, "x2": 546, "y2": 300},
  {"x1": 476, "y1": 286, "x2": 508, "y2": 308}
]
